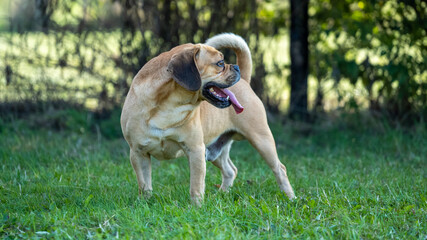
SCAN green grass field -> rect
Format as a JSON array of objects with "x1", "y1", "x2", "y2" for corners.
[{"x1": 1, "y1": 115, "x2": 426, "y2": 239}]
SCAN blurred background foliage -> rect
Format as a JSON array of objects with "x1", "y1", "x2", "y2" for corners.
[{"x1": 0, "y1": 0, "x2": 425, "y2": 133}]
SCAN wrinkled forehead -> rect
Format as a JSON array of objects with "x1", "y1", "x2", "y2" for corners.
[{"x1": 196, "y1": 44, "x2": 223, "y2": 65}]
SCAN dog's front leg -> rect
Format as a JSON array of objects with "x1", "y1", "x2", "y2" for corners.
[
  {"x1": 130, "y1": 149, "x2": 152, "y2": 197},
  {"x1": 185, "y1": 144, "x2": 206, "y2": 206}
]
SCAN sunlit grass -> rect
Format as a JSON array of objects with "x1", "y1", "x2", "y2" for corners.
[
  {"x1": 0, "y1": 31, "x2": 367, "y2": 112},
  {"x1": 0, "y1": 31, "x2": 124, "y2": 108},
  {"x1": 1, "y1": 30, "x2": 425, "y2": 113}
]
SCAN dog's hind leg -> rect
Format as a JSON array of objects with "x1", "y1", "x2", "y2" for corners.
[
  {"x1": 210, "y1": 141, "x2": 238, "y2": 191},
  {"x1": 246, "y1": 129, "x2": 295, "y2": 199},
  {"x1": 130, "y1": 149, "x2": 152, "y2": 197},
  {"x1": 231, "y1": 86, "x2": 295, "y2": 199}
]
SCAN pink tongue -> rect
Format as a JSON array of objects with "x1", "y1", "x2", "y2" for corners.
[{"x1": 222, "y1": 88, "x2": 244, "y2": 114}]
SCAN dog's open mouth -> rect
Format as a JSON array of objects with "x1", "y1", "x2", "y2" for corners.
[{"x1": 202, "y1": 83, "x2": 244, "y2": 114}]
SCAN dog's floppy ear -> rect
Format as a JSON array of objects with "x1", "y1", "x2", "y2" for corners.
[{"x1": 167, "y1": 46, "x2": 201, "y2": 91}]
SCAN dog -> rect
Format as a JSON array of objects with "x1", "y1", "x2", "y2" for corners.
[{"x1": 121, "y1": 33, "x2": 295, "y2": 204}]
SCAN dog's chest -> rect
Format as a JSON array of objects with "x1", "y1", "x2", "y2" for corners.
[{"x1": 141, "y1": 126, "x2": 185, "y2": 160}]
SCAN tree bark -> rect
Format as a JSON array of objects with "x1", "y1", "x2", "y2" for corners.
[{"x1": 289, "y1": 0, "x2": 309, "y2": 121}]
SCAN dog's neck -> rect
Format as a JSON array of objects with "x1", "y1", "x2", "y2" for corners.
[{"x1": 144, "y1": 80, "x2": 202, "y2": 130}]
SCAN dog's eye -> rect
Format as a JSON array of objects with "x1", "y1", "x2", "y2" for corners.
[{"x1": 216, "y1": 60, "x2": 225, "y2": 68}]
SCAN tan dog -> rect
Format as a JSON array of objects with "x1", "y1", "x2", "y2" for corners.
[{"x1": 121, "y1": 33, "x2": 295, "y2": 204}]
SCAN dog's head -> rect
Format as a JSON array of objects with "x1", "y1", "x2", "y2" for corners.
[{"x1": 167, "y1": 44, "x2": 243, "y2": 113}]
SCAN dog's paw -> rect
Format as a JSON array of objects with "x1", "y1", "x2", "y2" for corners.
[
  {"x1": 284, "y1": 190, "x2": 296, "y2": 201},
  {"x1": 191, "y1": 196, "x2": 204, "y2": 207},
  {"x1": 138, "y1": 189, "x2": 153, "y2": 200},
  {"x1": 142, "y1": 190, "x2": 153, "y2": 199}
]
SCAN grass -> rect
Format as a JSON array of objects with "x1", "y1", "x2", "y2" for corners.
[{"x1": 0, "y1": 114, "x2": 426, "y2": 239}]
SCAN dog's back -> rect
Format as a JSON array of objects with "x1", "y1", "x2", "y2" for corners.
[{"x1": 205, "y1": 33, "x2": 252, "y2": 83}]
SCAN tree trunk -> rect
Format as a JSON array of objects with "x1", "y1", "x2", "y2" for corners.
[{"x1": 289, "y1": 0, "x2": 309, "y2": 121}]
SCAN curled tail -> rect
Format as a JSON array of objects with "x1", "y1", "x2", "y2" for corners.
[{"x1": 205, "y1": 33, "x2": 252, "y2": 83}]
